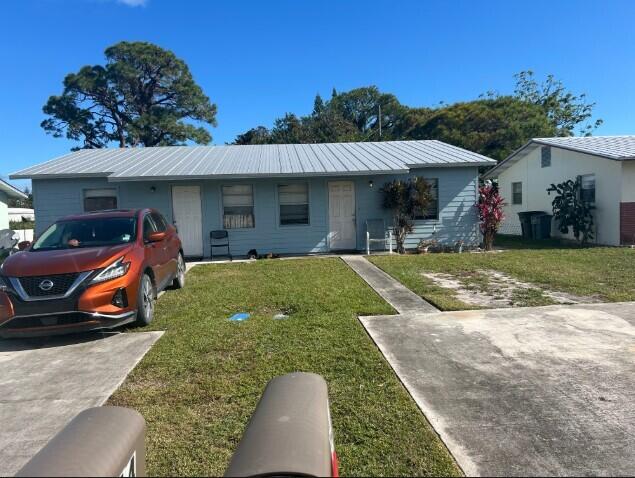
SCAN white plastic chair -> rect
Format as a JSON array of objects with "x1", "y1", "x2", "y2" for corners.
[{"x1": 365, "y1": 219, "x2": 389, "y2": 254}]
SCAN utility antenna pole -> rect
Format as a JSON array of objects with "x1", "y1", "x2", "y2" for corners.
[{"x1": 378, "y1": 104, "x2": 382, "y2": 139}]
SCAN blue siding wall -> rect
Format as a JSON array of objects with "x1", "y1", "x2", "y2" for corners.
[{"x1": 32, "y1": 167, "x2": 479, "y2": 256}]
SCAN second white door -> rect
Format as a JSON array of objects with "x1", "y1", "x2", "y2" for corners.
[
  {"x1": 328, "y1": 181, "x2": 356, "y2": 250},
  {"x1": 171, "y1": 185, "x2": 203, "y2": 257}
]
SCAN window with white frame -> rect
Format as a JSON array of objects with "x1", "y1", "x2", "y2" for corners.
[
  {"x1": 278, "y1": 183, "x2": 309, "y2": 225},
  {"x1": 84, "y1": 188, "x2": 117, "y2": 212},
  {"x1": 541, "y1": 146, "x2": 551, "y2": 168},
  {"x1": 580, "y1": 174, "x2": 596, "y2": 204},
  {"x1": 414, "y1": 178, "x2": 439, "y2": 220},
  {"x1": 222, "y1": 185, "x2": 254, "y2": 229},
  {"x1": 512, "y1": 182, "x2": 523, "y2": 205}
]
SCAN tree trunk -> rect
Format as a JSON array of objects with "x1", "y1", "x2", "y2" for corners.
[{"x1": 483, "y1": 229, "x2": 494, "y2": 251}]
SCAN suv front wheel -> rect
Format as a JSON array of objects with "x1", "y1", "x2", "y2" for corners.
[
  {"x1": 136, "y1": 273, "x2": 155, "y2": 326},
  {"x1": 173, "y1": 253, "x2": 186, "y2": 289}
]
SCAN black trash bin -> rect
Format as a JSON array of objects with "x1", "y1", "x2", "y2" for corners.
[
  {"x1": 531, "y1": 213, "x2": 552, "y2": 240},
  {"x1": 517, "y1": 211, "x2": 544, "y2": 239}
]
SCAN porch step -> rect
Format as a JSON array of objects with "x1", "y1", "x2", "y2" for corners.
[{"x1": 341, "y1": 255, "x2": 438, "y2": 314}]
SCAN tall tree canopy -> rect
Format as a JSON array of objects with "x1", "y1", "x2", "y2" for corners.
[
  {"x1": 233, "y1": 72, "x2": 601, "y2": 162},
  {"x1": 406, "y1": 97, "x2": 556, "y2": 161},
  {"x1": 42, "y1": 41, "x2": 217, "y2": 149},
  {"x1": 513, "y1": 70, "x2": 603, "y2": 136}
]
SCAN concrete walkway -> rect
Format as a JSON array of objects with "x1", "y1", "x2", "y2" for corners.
[
  {"x1": 0, "y1": 331, "x2": 163, "y2": 476},
  {"x1": 360, "y1": 303, "x2": 635, "y2": 476},
  {"x1": 341, "y1": 255, "x2": 438, "y2": 314}
]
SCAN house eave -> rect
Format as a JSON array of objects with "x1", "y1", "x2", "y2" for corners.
[
  {"x1": 0, "y1": 180, "x2": 28, "y2": 199},
  {"x1": 106, "y1": 170, "x2": 412, "y2": 182},
  {"x1": 9, "y1": 172, "x2": 114, "y2": 180},
  {"x1": 407, "y1": 161, "x2": 494, "y2": 169},
  {"x1": 13, "y1": 163, "x2": 489, "y2": 182}
]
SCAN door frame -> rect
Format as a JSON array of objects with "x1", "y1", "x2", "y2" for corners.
[
  {"x1": 171, "y1": 185, "x2": 204, "y2": 258},
  {"x1": 327, "y1": 180, "x2": 357, "y2": 251}
]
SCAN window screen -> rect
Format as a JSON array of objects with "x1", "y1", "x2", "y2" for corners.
[
  {"x1": 580, "y1": 174, "x2": 596, "y2": 203},
  {"x1": 84, "y1": 188, "x2": 117, "y2": 212},
  {"x1": 222, "y1": 185, "x2": 254, "y2": 229},
  {"x1": 278, "y1": 183, "x2": 309, "y2": 225},
  {"x1": 541, "y1": 146, "x2": 551, "y2": 168},
  {"x1": 414, "y1": 179, "x2": 439, "y2": 220},
  {"x1": 512, "y1": 182, "x2": 523, "y2": 205}
]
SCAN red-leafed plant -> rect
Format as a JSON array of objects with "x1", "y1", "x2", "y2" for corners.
[{"x1": 476, "y1": 182, "x2": 505, "y2": 251}]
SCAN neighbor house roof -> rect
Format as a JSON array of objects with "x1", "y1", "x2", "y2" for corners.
[
  {"x1": 484, "y1": 135, "x2": 635, "y2": 179},
  {"x1": 10, "y1": 140, "x2": 495, "y2": 181},
  {"x1": 0, "y1": 179, "x2": 27, "y2": 199}
]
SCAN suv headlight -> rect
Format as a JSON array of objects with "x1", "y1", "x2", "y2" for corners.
[{"x1": 90, "y1": 257, "x2": 130, "y2": 285}]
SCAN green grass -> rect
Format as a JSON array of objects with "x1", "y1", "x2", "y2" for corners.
[
  {"x1": 369, "y1": 237, "x2": 635, "y2": 310},
  {"x1": 108, "y1": 258, "x2": 460, "y2": 477}
]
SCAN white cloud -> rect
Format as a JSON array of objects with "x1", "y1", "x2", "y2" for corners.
[{"x1": 117, "y1": 0, "x2": 148, "y2": 6}]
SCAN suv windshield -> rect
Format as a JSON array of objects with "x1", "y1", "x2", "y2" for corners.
[{"x1": 32, "y1": 217, "x2": 137, "y2": 251}]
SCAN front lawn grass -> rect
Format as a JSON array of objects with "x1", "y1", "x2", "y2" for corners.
[
  {"x1": 369, "y1": 238, "x2": 635, "y2": 310},
  {"x1": 108, "y1": 258, "x2": 460, "y2": 477}
]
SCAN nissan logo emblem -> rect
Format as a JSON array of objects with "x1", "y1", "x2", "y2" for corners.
[{"x1": 39, "y1": 279, "x2": 54, "y2": 291}]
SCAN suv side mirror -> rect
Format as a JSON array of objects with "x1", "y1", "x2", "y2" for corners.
[
  {"x1": 17, "y1": 241, "x2": 31, "y2": 251},
  {"x1": 147, "y1": 231, "x2": 166, "y2": 243}
]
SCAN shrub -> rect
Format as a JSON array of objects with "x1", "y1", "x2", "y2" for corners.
[
  {"x1": 476, "y1": 182, "x2": 505, "y2": 251},
  {"x1": 9, "y1": 220, "x2": 34, "y2": 230},
  {"x1": 381, "y1": 177, "x2": 434, "y2": 254},
  {"x1": 547, "y1": 178, "x2": 594, "y2": 245}
]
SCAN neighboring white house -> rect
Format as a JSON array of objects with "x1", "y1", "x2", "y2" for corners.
[
  {"x1": 484, "y1": 136, "x2": 635, "y2": 246},
  {"x1": 8, "y1": 207, "x2": 34, "y2": 222},
  {"x1": 0, "y1": 179, "x2": 28, "y2": 230}
]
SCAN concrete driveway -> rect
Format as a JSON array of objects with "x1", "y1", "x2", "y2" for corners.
[
  {"x1": 360, "y1": 302, "x2": 635, "y2": 476},
  {"x1": 0, "y1": 331, "x2": 162, "y2": 476}
]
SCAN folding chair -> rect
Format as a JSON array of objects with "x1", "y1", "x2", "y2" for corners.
[
  {"x1": 365, "y1": 219, "x2": 387, "y2": 254},
  {"x1": 210, "y1": 230, "x2": 232, "y2": 261}
]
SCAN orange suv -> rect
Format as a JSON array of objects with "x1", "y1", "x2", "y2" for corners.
[{"x1": 0, "y1": 209, "x2": 185, "y2": 338}]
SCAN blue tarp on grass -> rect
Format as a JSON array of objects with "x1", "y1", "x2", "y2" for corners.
[{"x1": 229, "y1": 313, "x2": 250, "y2": 322}]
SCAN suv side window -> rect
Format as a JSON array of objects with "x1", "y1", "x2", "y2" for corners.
[
  {"x1": 151, "y1": 212, "x2": 168, "y2": 232},
  {"x1": 143, "y1": 214, "x2": 158, "y2": 242}
]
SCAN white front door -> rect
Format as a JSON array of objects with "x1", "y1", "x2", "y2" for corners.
[
  {"x1": 328, "y1": 181, "x2": 356, "y2": 250},
  {"x1": 171, "y1": 185, "x2": 203, "y2": 257}
]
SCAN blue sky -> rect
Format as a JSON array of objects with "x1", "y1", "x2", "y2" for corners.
[{"x1": 1, "y1": 0, "x2": 634, "y2": 190}]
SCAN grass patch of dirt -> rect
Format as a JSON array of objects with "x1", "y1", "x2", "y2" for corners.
[{"x1": 370, "y1": 239, "x2": 633, "y2": 310}]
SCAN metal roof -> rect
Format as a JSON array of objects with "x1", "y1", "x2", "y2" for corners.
[
  {"x1": 10, "y1": 140, "x2": 495, "y2": 181},
  {"x1": 534, "y1": 135, "x2": 635, "y2": 159},
  {"x1": 483, "y1": 135, "x2": 635, "y2": 179},
  {"x1": 0, "y1": 179, "x2": 27, "y2": 199}
]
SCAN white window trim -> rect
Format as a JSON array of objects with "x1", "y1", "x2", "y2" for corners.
[
  {"x1": 276, "y1": 182, "x2": 311, "y2": 228},
  {"x1": 579, "y1": 174, "x2": 596, "y2": 204},
  {"x1": 413, "y1": 178, "x2": 440, "y2": 222},
  {"x1": 541, "y1": 146, "x2": 552, "y2": 168},
  {"x1": 512, "y1": 182, "x2": 523, "y2": 205},
  {"x1": 221, "y1": 184, "x2": 255, "y2": 230}
]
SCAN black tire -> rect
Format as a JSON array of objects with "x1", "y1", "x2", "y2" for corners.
[
  {"x1": 172, "y1": 253, "x2": 186, "y2": 289},
  {"x1": 136, "y1": 273, "x2": 155, "y2": 326}
]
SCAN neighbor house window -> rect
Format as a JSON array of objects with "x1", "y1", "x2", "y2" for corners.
[
  {"x1": 278, "y1": 183, "x2": 309, "y2": 225},
  {"x1": 541, "y1": 146, "x2": 551, "y2": 168},
  {"x1": 580, "y1": 174, "x2": 596, "y2": 203},
  {"x1": 512, "y1": 182, "x2": 523, "y2": 205},
  {"x1": 222, "y1": 185, "x2": 254, "y2": 229},
  {"x1": 84, "y1": 188, "x2": 117, "y2": 212},
  {"x1": 414, "y1": 178, "x2": 439, "y2": 220}
]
